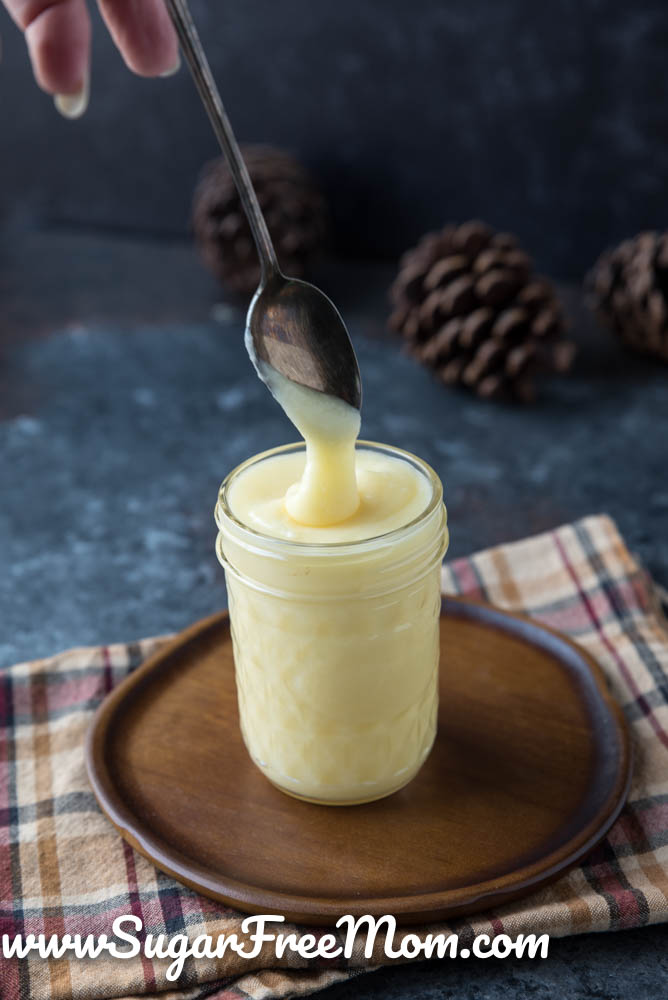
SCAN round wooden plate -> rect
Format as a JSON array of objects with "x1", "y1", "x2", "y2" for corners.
[{"x1": 86, "y1": 598, "x2": 631, "y2": 925}]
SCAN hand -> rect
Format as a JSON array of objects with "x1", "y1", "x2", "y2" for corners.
[{"x1": 3, "y1": 0, "x2": 180, "y2": 118}]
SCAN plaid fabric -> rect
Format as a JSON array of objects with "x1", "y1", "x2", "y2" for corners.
[{"x1": 1, "y1": 514, "x2": 667, "y2": 1000}]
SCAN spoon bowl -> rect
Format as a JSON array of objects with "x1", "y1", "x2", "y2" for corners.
[{"x1": 246, "y1": 273, "x2": 362, "y2": 410}]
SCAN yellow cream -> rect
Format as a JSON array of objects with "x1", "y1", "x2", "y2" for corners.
[
  {"x1": 228, "y1": 447, "x2": 432, "y2": 543},
  {"x1": 217, "y1": 357, "x2": 447, "y2": 804}
]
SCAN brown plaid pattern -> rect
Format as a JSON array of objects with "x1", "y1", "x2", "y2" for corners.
[{"x1": 1, "y1": 514, "x2": 667, "y2": 1000}]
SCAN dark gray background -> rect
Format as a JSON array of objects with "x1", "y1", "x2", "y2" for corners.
[{"x1": 2, "y1": 0, "x2": 668, "y2": 277}]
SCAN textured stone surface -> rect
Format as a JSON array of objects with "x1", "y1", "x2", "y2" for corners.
[
  {"x1": 1, "y1": 231, "x2": 667, "y2": 996},
  {"x1": 320, "y1": 924, "x2": 668, "y2": 1000},
  {"x1": 2, "y1": 232, "x2": 667, "y2": 670}
]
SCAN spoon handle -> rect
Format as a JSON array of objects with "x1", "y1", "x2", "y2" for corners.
[{"x1": 165, "y1": 0, "x2": 279, "y2": 284}]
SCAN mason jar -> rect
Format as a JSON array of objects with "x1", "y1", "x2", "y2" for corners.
[{"x1": 215, "y1": 441, "x2": 448, "y2": 805}]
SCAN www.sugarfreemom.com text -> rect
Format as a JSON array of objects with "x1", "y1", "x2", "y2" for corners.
[{"x1": 2, "y1": 915, "x2": 549, "y2": 981}]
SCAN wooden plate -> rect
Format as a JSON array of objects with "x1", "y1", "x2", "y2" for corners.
[{"x1": 86, "y1": 598, "x2": 631, "y2": 925}]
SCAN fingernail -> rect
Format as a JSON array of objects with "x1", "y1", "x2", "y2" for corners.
[
  {"x1": 54, "y1": 71, "x2": 89, "y2": 120},
  {"x1": 160, "y1": 54, "x2": 181, "y2": 78}
]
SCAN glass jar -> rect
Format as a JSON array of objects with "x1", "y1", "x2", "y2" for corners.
[{"x1": 215, "y1": 441, "x2": 448, "y2": 805}]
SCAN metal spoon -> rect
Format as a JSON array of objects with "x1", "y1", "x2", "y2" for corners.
[{"x1": 165, "y1": 0, "x2": 362, "y2": 411}]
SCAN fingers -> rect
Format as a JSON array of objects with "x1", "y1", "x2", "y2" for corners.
[
  {"x1": 97, "y1": 0, "x2": 179, "y2": 77},
  {"x1": 2, "y1": 0, "x2": 179, "y2": 120},
  {"x1": 5, "y1": 0, "x2": 91, "y2": 108}
]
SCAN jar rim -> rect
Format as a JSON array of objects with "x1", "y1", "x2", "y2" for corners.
[{"x1": 215, "y1": 440, "x2": 444, "y2": 554}]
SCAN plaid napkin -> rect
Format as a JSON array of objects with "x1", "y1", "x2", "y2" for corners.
[{"x1": 2, "y1": 514, "x2": 667, "y2": 1000}]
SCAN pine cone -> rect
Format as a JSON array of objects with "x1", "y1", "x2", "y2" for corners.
[
  {"x1": 389, "y1": 221, "x2": 574, "y2": 402},
  {"x1": 192, "y1": 146, "x2": 328, "y2": 296},
  {"x1": 586, "y1": 231, "x2": 668, "y2": 362}
]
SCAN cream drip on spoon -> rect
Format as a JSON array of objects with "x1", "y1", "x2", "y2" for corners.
[{"x1": 251, "y1": 360, "x2": 361, "y2": 527}]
